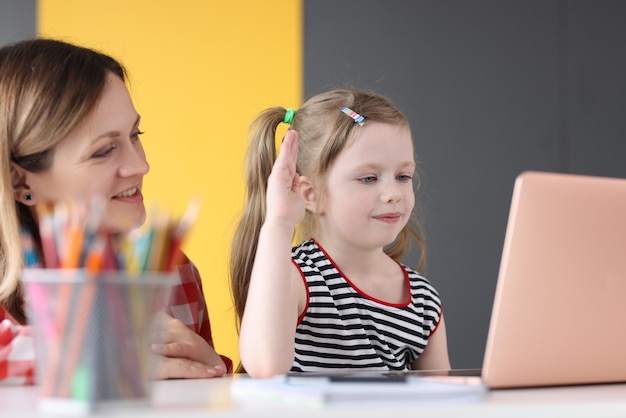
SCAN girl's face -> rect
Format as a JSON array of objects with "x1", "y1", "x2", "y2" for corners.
[
  {"x1": 316, "y1": 121, "x2": 416, "y2": 251},
  {"x1": 24, "y1": 72, "x2": 150, "y2": 233}
]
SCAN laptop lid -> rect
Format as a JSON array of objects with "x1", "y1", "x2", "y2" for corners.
[{"x1": 482, "y1": 171, "x2": 626, "y2": 389}]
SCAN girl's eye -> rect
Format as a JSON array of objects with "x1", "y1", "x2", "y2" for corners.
[
  {"x1": 398, "y1": 174, "x2": 413, "y2": 182},
  {"x1": 360, "y1": 176, "x2": 377, "y2": 184},
  {"x1": 92, "y1": 144, "x2": 117, "y2": 158}
]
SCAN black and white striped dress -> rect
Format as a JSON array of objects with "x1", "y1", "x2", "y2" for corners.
[{"x1": 290, "y1": 239, "x2": 443, "y2": 372}]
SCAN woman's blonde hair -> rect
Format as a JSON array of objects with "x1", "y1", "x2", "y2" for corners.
[
  {"x1": 0, "y1": 38, "x2": 126, "y2": 323},
  {"x1": 230, "y1": 89, "x2": 427, "y2": 338}
]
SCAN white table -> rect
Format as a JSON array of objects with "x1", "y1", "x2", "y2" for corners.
[{"x1": 2, "y1": 375, "x2": 626, "y2": 417}]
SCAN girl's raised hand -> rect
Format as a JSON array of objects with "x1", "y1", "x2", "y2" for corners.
[
  {"x1": 240, "y1": 129, "x2": 305, "y2": 377},
  {"x1": 264, "y1": 130, "x2": 305, "y2": 227}
]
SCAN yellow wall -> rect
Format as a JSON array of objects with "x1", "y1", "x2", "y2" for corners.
[{"x1": 37, "y1": 0, "x2": 302, "y2": 368}]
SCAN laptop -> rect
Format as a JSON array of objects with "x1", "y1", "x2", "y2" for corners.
[
  {"x1": 394, "y1": 171, "x2": 626, "y2": 389},
  {"x1": 479, "y1": 170, "x2": 626, "y2": 389}
]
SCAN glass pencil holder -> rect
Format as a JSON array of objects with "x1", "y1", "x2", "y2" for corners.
[{"x1": 23, "y1": 268, "x2": 174, "y2": 415}]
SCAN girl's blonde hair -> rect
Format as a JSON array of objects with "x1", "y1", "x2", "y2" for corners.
[
  {"x1": 230, "y1": 89, "x2": 427, "y2": 335},
  {"x1": 0, "y1": 39, "x2": 126, "y2": 323}
]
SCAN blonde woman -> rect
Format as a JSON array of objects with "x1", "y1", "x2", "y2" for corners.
[{"x1": 0, "y1": 38, "x2": 230, "y2": 384}]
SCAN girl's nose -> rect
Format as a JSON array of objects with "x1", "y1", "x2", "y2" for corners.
[{"x1": 380, "y1": 184, "x2": 402, "y2": 204}]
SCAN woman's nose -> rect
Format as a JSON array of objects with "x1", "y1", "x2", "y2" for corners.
[{"x1": 119, "y1": 143, "x2": 150, "y2": 177}]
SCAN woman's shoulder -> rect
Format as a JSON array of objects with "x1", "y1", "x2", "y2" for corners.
[{"x1": 171, "y1": 248, "x2": 191, "y2": 267}]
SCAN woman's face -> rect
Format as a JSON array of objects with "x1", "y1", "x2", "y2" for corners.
[{"x1": 25, "y1": 72, "x2": 150, "y2": 233}]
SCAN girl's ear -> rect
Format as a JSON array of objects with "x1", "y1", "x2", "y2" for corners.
[
  {"x1": 10, "y1": 161, "x2": 36, "y2": 206},
  {"x1": 299, "y1": 175, "x2": 318, "y2": 213}
]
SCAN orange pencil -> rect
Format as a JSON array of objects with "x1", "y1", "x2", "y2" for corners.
[
  {"x1": 61, "y1": 201, "x2": 86, "y2": 269},
  {"x1": 84, "y1": 230, "x2": 107, "y2": 275}
]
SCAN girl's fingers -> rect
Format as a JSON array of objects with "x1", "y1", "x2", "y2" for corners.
[{"x1": 278, "y1": 130, "x2": 299, "y2": 172}]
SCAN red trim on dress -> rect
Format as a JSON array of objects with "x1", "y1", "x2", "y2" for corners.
[{"x1": 311, "y1": 238, "x2": 412, "y2": 307}]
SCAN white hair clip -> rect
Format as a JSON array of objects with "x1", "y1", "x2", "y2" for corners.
[{"x1": 341, "y1": 107, "x2": 365, "y2": 126}]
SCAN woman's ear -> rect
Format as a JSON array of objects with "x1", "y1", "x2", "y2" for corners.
[
  {"x1": 299, "y1": 175, "x2": 318, "y2": 213},
  {"x1": 10, "y1": 161, "x2": 36, "y2": 206}
]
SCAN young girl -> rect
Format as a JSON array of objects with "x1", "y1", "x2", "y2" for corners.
[{"x1": 230, "y1": 89, "x2": 451, "y2": 378}]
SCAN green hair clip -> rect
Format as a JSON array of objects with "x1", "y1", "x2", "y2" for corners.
[{"x1": 283, "y1": 108, "x2": 295, "y2": 125}]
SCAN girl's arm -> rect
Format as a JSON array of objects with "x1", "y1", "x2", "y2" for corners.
[
  {"x1": 238, "y1": 131, "x2": 306, "y2": 378},
  {"x1": 412, "y1": 314, "x2": 452, "y2": 371}
]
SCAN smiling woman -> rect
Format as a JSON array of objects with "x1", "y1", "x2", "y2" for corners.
[
  {"x1": 15, "y1": 73, "x2": 150, "y2": 233},
  {"x1": 0, "y1": 38, "x2": 231, "y2": 384}
]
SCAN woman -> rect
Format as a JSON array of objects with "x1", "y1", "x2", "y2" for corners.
[{"x1": 0, "y1": 38, "x2": 231, "y2": 384}]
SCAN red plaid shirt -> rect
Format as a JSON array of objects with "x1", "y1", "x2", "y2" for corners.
[
  {"x1": 0, "y1": 308, "x2": 35, "y2": 385},
  {"x1": 0, "y1": 254, "x2": 232, "y2": 385},
  {"x1": 167, "y1": 256, "x2": 233, "y2": 373}
]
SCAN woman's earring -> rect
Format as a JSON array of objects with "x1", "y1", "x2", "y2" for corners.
[{"x1": 24, "y1": 193, "x2": 32, "y2": 201}]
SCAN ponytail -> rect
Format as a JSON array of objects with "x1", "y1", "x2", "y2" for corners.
[{"x1": 230, "y1": 107, "x2": 290, "y2": 334}]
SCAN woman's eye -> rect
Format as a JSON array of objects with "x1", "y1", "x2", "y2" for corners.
[
  {"x1": 398, "y1": 174, "x2": 413, "y2": 182},
  {"x1": 360, "y1": 176, "x2": 377, "y2": 184},
  {"x1": 92, "y1": 144, "x2": 117, "y2": 158},
  {"x1": 131, "y1": 130, "x2": 145, "y2": 142}
]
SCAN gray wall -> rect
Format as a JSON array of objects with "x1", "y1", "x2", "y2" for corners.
[
  {"x1": 0, "y1": 0, "x2": 36, "y2": 45},
  {"x1": 304, "y1": 0, "x2": 626, "y2": 368}
]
